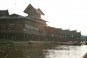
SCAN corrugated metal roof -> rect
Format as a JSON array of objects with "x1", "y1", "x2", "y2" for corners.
[
  {"x1": 0, "y1": 13, "x2": 26, "y2": 19},
  {"x1": 76, "y1": 32, "x2": 81, "y2": 36},
  {"x1": 0, "y1": 13, "x2": 46, "y2": 24}
]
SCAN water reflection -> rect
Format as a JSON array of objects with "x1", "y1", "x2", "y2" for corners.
[
  {"x1": 0, "y1": 44, "x2": 48, "y2": 58},
  {"x1": 44, "y1": 45, "x2": 82, "y2": 58},
  {"x1": 0, "y1": 44, "x2": 87, "y2": 58}
]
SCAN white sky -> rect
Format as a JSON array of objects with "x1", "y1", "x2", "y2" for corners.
[{"x1": 0, "y1": 0, "x2": 87, "y2": 35}]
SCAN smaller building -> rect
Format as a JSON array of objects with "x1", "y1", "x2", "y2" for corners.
[
  {"x1": 0, "y1": 10, "x2": 9, "y2": 16},
  {"x1": 24, "y1": 4, "x2": 45, "y2": 19}
]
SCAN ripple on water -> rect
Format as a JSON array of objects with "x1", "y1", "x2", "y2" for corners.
[{"x1": 0, "y1": 45, "x2": 87, "y2": 58}]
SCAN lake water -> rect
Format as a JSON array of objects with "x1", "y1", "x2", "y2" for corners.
[{"x1": 0, "y1": 44, "x2": 87, "y2": 58}]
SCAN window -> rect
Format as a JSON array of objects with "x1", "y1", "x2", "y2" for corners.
[
  {"x1": 33, "y1": 26, "x2": 36, "y2": 30},
  {"x1": 9, "y1": 23, "x2": 14, "y2": 27},
  {"x1": 9, "y1": 23, "x2": 15, "y2": 30},
  {"x1": 0, "y1": 24, "x2": 7, "y2": 30},
  {"x1": 71, "y1": 35, "x2": 73, "y2": 37},
  {"x1": 25, "y1": 24, "x2": 28, "y2": 28},
  {"x1": 36, "y1": 27, "x2": 39, "y2": 30},
  {"x1": 28, "y1": 25, "x2": 30, "y2": 28},
  {"x1": 31, "y1": 25, "x2": 33, "y2": 29},
  {"x1": 65, "y1": 35, "x2": 66, "y2": 37},
  {"x1": 37, "y1": 27, "x2": 39, "y2": 30},
  {"x1": 52, "y1": 34, "x2": 54, "y2": 36}
]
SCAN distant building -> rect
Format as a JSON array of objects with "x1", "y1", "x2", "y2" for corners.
[
  {"x1": 0, "y1": 4, "x2": 81, "y2": 42},
  {"x1": 81, "y1": 36, "x2": 87, "y2": 41}
]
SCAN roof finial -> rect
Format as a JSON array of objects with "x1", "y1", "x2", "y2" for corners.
[
  {"x1": 15, "y1": 3, "x2": 16, "y2": 14},
  {"x1": 38, "y1": 6, "x2": 39, "y2": 8}
]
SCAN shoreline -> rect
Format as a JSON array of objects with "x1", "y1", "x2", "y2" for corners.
[{"x1": 0, "y1": 41, "x2": 82, "y2": 46}]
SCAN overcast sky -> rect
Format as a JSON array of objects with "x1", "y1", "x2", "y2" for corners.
[{"x1": 0, "y1": 0, "x2": 87, "y2": 35}]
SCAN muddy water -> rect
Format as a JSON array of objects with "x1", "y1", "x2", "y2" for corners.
[{"x1": 0, "y1": 44, "x2": 87, "y2": 58}]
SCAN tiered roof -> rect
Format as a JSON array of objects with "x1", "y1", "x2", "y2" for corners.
[{"x1": 24, "y1": 4, "x2": 45, "y2": 15}]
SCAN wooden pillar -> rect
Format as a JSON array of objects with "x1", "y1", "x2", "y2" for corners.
[
  {"x1": 14, "y1": 33, "x2": 16, "y2": 41},
  {"x1": 28, "y1": 34, "x2": 30, "y2": 40},
  {"x1": 36, "y1": 35, "x2": 38, "y2": 41},
  {"x1": 26, "y1": 34, "x2": 28, "y2": 41},
  {"x1": 42, "y1": 36, "x2": 44, "y2": 41},
  {"x1": 38, "y1": 35, "x2": 40, "y2": 41},
  {"x1": 24, "y1": 33, "x2": 25, "y2": 41},
  {"x1": 30, "y1": 34, "x2": 32, "y2": 41}
]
